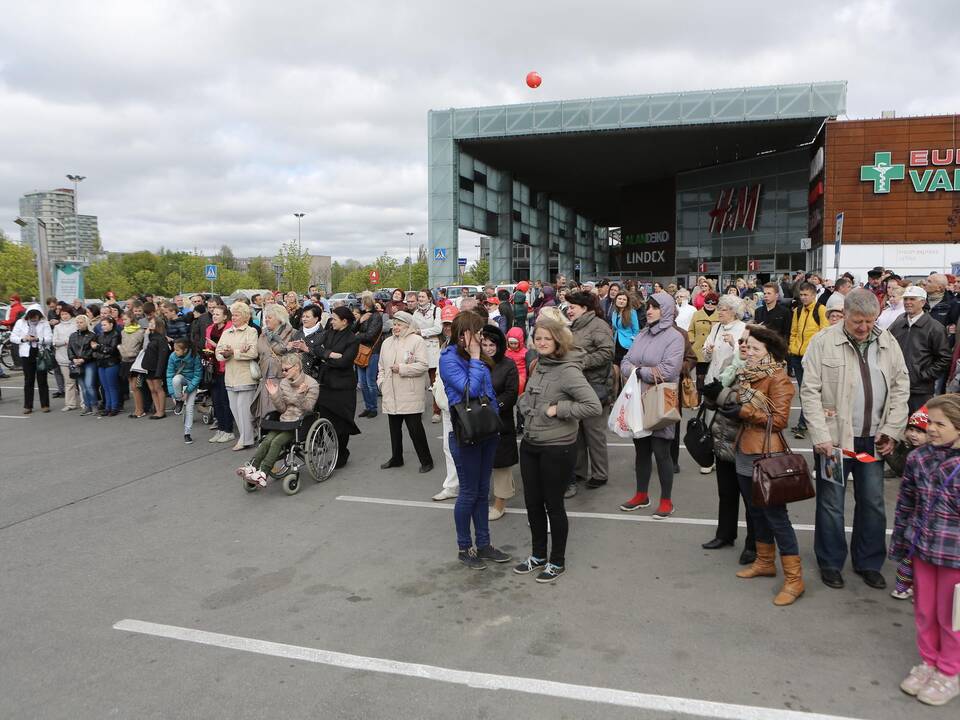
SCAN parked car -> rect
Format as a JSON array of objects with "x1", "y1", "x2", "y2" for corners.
[
  {"x1": 374, "y1": 288, "x2": 397, "y2": 303},
  {"x1": 441, "y1": 285, "x2": 484, "y2": 300},
  {"x1": 329, "y1": 292, "x2": 360, "y2": 309}
]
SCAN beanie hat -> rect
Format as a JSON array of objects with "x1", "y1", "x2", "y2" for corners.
[
  {"x1": 908, "y1": 406, "x2": 929, "y2": 431},
  {"x1": 825, "y1": 292, "x2": 845, "y2": 314}
]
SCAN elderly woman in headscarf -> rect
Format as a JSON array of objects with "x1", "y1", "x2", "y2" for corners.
[{"x1": 253, "y1": 303, "x2": 296, "y2": 422}]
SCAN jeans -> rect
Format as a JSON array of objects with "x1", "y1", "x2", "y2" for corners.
[
  {"x1": 212, "y1": 374, "x2": 234, "y2": 433},
  {"x1": 80, "y1": 362, "x2": 98, "y2": 409},
  {"x1": 253, "y1": 430, "x2": 294, "y2": 473},
  {"x1": 450, "y1": 433, "x2": 497, "y2": 550},
  {"x1": 172, "y1": 373, "x2": 198, "y2": 434},
  {"x1": 788, "y1": 355, "x2": 806, "y2": 428},
  {"x1": 359, "y1": 353, "x2": 380, "y2": 412},
  {"x1": 521, "y1": 440, "x2": 575, "y2": 566},
  {"x1": 736, "y1": 472, "x2": 799, "y2": 555},
  {"x1": 632, "y1": 435, "x2": 674, "y2": 498},
  {"x1": 97, "y1": 364, "x2": 121, "y2": 411},
  {"x1": 387, "y1": 413, "x2": 433, "y2": 466},
  {"x1": 814, "y1": 435, "x2": 887, "y2": 572},
  {"x1": 21, "y1": 348, "x2": 50, "y2": 410}
]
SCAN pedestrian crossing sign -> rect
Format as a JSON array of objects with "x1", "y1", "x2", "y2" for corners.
[{"x1": 204, "y1": 264, "x2": 218, "y2": 281}]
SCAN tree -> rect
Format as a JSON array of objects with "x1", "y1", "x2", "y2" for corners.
[
  {"x1": 214, "y1": 244, "x2": 237, "y2": 271},
  {"x1": 85, "y1": 259, "x2": 133, "y2": 299},
  {"x1": 247, "y1": 256, "x2": 274, "y2": 289},
  {"x1": 276, "y1": 239, "x2": 311, "y2": 293},
  {"x1": 462, "y1": 257, "x2": 489, "y2": 285},
  {"x1": 0, "y1": 241, "x2": 39, "y2": 298}
]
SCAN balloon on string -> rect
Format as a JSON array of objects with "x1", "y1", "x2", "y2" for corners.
[{"x1": 525, "y1": 71, "x2": 542, "y2": 89}]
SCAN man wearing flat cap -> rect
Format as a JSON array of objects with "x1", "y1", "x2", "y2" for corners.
[{"x1": 866, "y1": 267, "x2": 886, "y2": 308}]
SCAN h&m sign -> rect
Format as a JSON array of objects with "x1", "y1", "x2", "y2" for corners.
[{"x1": 708, "y1": 184, "x2": 762, "y2": 233}]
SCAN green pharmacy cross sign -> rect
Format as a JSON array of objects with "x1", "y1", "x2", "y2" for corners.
[{"x1": 860, "y1": 149, "x2": 960, "y2": 193}]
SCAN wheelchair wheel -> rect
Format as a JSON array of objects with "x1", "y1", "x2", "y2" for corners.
[
  {"x1": 305, "y1": 417, "x2": 339, "y2": 482},
  {"x1": 201, "y1": 410, "x2": 212, "y2": 425},
  {"x1": 242, "y1": 476, "x2": 259, "y2": 493},
  {"x1": 281, "y1": 473, "x2": 301, "y2": 495}
]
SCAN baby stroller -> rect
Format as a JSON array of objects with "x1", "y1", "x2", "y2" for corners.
[{"x1": 241, "y1": 410, "x2": 340, "y2": 495}]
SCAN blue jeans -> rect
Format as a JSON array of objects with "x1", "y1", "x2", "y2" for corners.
[
  {"x1": 788, "y1": 355, "x2": 806, "y2": 428},
  {"x1": 97, "y1": 364, "x2": 121, "y2": 411},
  {"x1": 736, "y1": 473, "x2": 799, "y2": 555},
  {"x1": 81, "y1": 362, "x2": 98, "y2": 409},
  {"x1": 450, "y1": 433, "x2": 497, "y2": 550},
  {"x1": 360, "y1": 352, "x2": 379, "y2": 412},
  {"x1": 814, "y1": 436, "x2": 887, "y2": 572}
]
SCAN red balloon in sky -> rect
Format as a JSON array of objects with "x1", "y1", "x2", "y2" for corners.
[{"x1": 526, "y1": 71, "x2": 542, "y2": 89}]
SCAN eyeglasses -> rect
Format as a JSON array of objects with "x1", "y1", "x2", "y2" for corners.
[
  {"x1": 738, "y1": 339, "x2": 748, "y2": 345},
  {"x1": 704, "y1": 301, "x2": 717, "y2": 306}
]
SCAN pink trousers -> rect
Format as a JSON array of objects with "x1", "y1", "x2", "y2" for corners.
[{"x1": 914, "y1": 558, "x2": 960, "y2": 675}]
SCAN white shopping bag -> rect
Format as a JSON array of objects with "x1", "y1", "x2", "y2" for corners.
[{"x1": 607, "y1": 371, "x2": 651, "y2": 439}]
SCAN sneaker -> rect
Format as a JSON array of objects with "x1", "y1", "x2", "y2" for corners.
[
  {"x1": 477, "y1": 545, "x2": 511, "y2": 563},
  {"x1": 250, "y1": 470, "x2": 268, "y2": 488},
  {"x1": 513, "y1": 556, "x2": 547, "y2": 575},
  {"x1": 699, "y1": 464, "x2": 714, "y2": 475},
  {"x1": 917, "y1": 670, "x2": 959, "y2": 706},
  {"x1": 535, "y1": 563, "x2": 565, "y2": 583},
  {"x1": 652, "y1": 499, "x2": 675, "y2": 519},
  {"x1": 564, "y1": 481, "x2": 578, "y2": 499},
  {"x1": 235, "y1": 464, "x2": 255, "y2": 480},
  {"x1": 792, "y1": 425, "x2": 807, "y2": 440},
  {"x1": 619, "y1": 492, "x2": 650, "y2": 512},
  {"x1": 216, "y1": 431, "x2": 235, "y2": 443},
  {"x1": 79, "y1": 409, "x2": 93, "y2": 417},
  {"x1": 585, "y1": 478, "x2": 607, "y2": 489},
  {"x1": 209, "y1": 431, "x2": 222, "y2": 443},
  {"x1": 488, "y1": 506, "x2": 505, "y2": 521},
  {"x1": 174, "y1": 399, "x2": 184, "y2": 415},
  {"x1": 431, "y1": 413, "x2": 441, "y2": 424},
  {"x1": 184, "y1": 434, "x2": 193, "y2": 444},
  {"x1": 458, "y1": 547, "x2": 486, "y2": 570},
  {"x1": 890, "y1": 587, "x2": 914, "y2": 600},
  {"x1": 432, "y1": 488, "x2": 458, "y2": 501}
]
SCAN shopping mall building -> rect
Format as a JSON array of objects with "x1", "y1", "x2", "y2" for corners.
[{"x1": 427, "y1": 81, "x2": 960, "y2": 287}]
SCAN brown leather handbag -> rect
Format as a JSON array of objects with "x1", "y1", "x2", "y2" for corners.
[
  {"x1": 354, "y1": 330, "x2": 381, "y2": 369},
  {"x1": 751, "y1": 414, "x2": 815, "y2": 508}
]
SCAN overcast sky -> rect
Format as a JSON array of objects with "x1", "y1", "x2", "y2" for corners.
[{"x1": 1, "y1": 0, "x2": 957, "y2": 263}]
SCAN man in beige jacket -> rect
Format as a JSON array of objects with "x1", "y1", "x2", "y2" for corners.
[{"x1": 800, "y1": 289, "x2": 910, "y2": 592}]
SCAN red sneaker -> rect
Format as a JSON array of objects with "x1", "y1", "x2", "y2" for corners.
[
  {"x1": 652, "y1": 499, "x2": 675, "y2": 519},
  {"x1": 619, "y1": 492, "x2": 650, "y2": 512}
]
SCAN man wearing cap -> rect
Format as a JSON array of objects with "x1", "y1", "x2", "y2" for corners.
[
  {"x1": 866, "y1": 267, "x2": 886, "y2": 307},
  {"x1": 889, "y1": 285, "x2": 951, "y2": 413}
]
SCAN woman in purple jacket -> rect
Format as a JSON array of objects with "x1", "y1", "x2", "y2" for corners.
[{"x1": 619, "y1": 292, "x2": 684, "y2": 518}]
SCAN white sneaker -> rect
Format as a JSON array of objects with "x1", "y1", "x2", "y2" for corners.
[
  {"x1": 699, "y1": 464, "x2": 715, "y2": 475},
  {"x1": 432, "y1": 488, "x2": 458, "y2": 501},
  {"x1": 489, "y1": 506, "x2": 505, "y2": 521},
  {"x1": 917, "y1": 670, "x2": 959, "y2": 706},
  {"x1": 216, "y1": 432, "x2": 235, "y2": 443},
  {"x1": 901, "y1": 662, "x2": 936, "y2": 696},
  {"x1": 208, "y1": 431, "x2": 222, "y2": 443}
]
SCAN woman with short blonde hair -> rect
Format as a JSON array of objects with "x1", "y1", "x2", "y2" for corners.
[{"x1": 217, "y1": 302, "x2": 260, "y2": 450}]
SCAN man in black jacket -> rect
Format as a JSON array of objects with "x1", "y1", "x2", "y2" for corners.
[
  {"x1": 889, "y1": 285, "x2": 951, "y2": 413},
  {"x1": 753, "y1": 282, "x2": 791, "y2": 344}
]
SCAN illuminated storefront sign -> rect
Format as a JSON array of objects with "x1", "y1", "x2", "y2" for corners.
[
  {"x1": 707, "y1": 184, "x2": 762, "y2": 233},
  {"x1": 860, "y1": 150, "x2": 960, "y2": 193}
]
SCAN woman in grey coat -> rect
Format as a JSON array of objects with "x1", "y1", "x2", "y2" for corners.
[{"x1": 619, "y1": 291, "x2": 684, "y2": 518}]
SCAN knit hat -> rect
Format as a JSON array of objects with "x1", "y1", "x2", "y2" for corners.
[{"x1": 908, "y1": 406, "x2": 929, "y2": 431}]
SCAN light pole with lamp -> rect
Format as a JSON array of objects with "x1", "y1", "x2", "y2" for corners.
[
  {"x1": 406, "y1": 231, "x2": 414, "y2": 290},
  {"x1": 294, "y1": 213, "x2": 305, "y2": 249},
  {"x1": 66, "y1": 174, "x2": 86, "y2": 260},
  {"x1": 14, "y1": 216, "x2": 58, "y2": 301}
]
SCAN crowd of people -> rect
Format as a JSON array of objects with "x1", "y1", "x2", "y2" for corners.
[{"x1": 3, "y1": 263, "x2": 959, "y2": 706}]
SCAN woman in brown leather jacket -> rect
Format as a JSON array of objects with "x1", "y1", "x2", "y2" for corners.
[{"x1": 715, "y1": 324, "x2": 803, "y2": 606}]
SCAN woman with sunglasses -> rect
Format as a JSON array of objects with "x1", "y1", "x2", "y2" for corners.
[{"x1": 688, "y1": 291, "x2": 720, "y2": 393}]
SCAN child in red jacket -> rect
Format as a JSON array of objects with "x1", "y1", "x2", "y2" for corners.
[{"x1": 505, "y1": 327, "x2": 527, "y2": 393}]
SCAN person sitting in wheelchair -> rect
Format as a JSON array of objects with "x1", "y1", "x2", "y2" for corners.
[{"x1": 238, "y1": 353, "x2": 319, "y2": 487}]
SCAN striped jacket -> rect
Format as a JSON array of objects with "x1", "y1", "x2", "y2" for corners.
[{"x1": 889, "y1": 444, "x2": 960, "y2": 569}]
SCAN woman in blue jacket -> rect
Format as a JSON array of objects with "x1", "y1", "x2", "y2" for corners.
[
  {"x1": 439, "y1": 310, "x2": 512, "y2": 571},
  {"x1": 166, "y1": 338, "x2": 203, "y2": 443}
]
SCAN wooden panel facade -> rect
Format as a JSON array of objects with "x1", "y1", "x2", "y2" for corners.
[{"x1": 823, "y1": 115, "x2": 960, "y2": 245}]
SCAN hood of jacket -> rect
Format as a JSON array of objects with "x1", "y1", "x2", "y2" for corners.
[
  {"x1": 643, "y1": 291, "x2": 676, "y2": 335},
  {"x1": 506, "y1": 326, "x2": 524, "y2": 344},
  {"x1": 541, "y1": 286, "x2": 556, "y2": 304},
  {"x1": 482, "y1": 324, "x2": 507, "y2": 361},
  {"x1": 537, "y1": 346, "x2": 585, "y2": 371},
  {"x1": 21, "y1": 303, "x2": 45, "y2": 322}
]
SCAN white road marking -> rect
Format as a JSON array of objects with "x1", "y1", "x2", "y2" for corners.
[
  {"x1": 113, "y1": 619, "x2": 868, "y2": 720},
  {"x1": 335, "y1": 495, "x2": 893, "y2": 536},
  {"x1": 0, "y1": 415, "x2": 29, "y2": 419}
]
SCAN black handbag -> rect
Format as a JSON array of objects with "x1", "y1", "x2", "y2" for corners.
[
  {"x1": 450, "y1": 380, "x2": 503, "y2": 446},
  {"x1": 36, "y1": 346, "x2": 56, "y2": 373},
  {"x1": 68, "y1": 362, "x2": 82, "y2": 379},
  {"x1": 751, "y1": 414, "x2": 815, "y2": 508},
  {"x1": 683, "y1": 405, "x2": 715, "y2": 468}
]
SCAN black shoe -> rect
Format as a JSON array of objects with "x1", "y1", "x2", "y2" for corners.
[
  {"x1": 380, "y1": 459, "x2": 403, "y2": 469},
  {"x1": 536, "y1": 563, "x2": 566, "y2": 583},
  {"x1": 673, "y1": 463, "x2": 681, "y2": 474},
  {"x1": 792, "y1": 425, "x2": 807, "y2": 440},
  {"x1": 585, "y1": 478, "x2": 607, "y2": 489},
  {"x1": 477, "y1": 545, "x2": 511, "y2": 563},
  {"x1": 366, "y1": 411, "x2": 378, "y2": 418},
  {"x1": 52, "y1": 391, "x2": 65, "y2": 399},
  {"x1": 184, "y1": 434, "x2": 193, "y2": 444},
  {"x1": 738, "y1": 548, "x2": 757, "y2": 565},
  {"x1": 820, "y1": 568, "x2": 845, "y2": 589},
  {"x1": 854, "y1": 569, "x2": 886, "y2": 589},
  {"x1": 418, "y1": 462, "x2": 434, "y2": 474},
  {"x1": 702, "y1": 537, "x2": 734, "y2": 550},
  {"x1": 458, "y1": 548, "x2": 486, "y2": 570},
  {"x1": 513, "y1": 556, "x2": 547, "y2": 574},
  {"x1": 174, "y1": 400, "x2": 184, "y2": 415},
  {"x1": 564, "y1": 481, "x2": 578, "y2": 499},
  {"x1": 358, "y1": 409, "x2": 371, "y2": 418}
]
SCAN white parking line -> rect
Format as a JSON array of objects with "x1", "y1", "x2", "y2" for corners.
[
  {"x1": 113, "y1": 619, "x2": 868, "y2": 720},
  {"x1": 335, "y1": 495, "x2": 893, "y2": 536},
  {"x1": 0, "y1": 415, "x2": 29, "y2": 419}
]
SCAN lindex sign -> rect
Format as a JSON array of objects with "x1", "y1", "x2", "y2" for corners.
[{"x1": 860, "y1": 149, "x2": 960, "y2": 193}]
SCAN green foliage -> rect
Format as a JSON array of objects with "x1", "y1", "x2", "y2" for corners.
[
  {"x1": 247, "y1": 257, "x2": 275, "y2": 289},
  {"x1": 85, "y1": 258, "x2": 133, "y2": 299},
  {"x1": 0, "y1": 239, "x2": 39, "y2": 298},
  {"x1": 462, "y1": 257, "x2": 489, "y2": 285},
  {"x1": 276, "y1": 239, "x2": 311, "y2": 293},
  {"x1": 332, "y1": 253, "x2": 428, "y2": 293},
  {"x1": 215, "y1": 245, "x2": 237, "y2": 271}
]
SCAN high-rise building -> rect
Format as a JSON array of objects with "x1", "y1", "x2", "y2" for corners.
[{"x1": 18, "y1": 188, "x2": 100, "y2": 260}]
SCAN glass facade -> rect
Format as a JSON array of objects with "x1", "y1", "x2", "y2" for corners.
[{"x1": 675, "y1": 148, "x2": 809, "y2": 286}]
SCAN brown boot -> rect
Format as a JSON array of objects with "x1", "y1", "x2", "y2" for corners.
[
  {"x1": 773, "y1": 555, "x2": 805, "y2": 606},
  {"x1": 736, "y1": 541, "x2": 777, "y2": 578}
]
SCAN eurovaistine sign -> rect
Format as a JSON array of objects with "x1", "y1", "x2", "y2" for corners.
[{"x1": 860, "y1": 149, "x2": 960, "y2": 193}]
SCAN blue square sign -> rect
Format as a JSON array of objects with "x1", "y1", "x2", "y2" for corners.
[
  {"x1": 433, "y1": 247, "x2": 447, "y2": 262},
  {"x1": 457, "y1": 257, "x2": 467, "y2": 267},
  {"x1": 204, "y1": 264, "x2": 218, "y2": 281}
]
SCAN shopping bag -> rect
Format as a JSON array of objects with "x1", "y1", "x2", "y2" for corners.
[
  {"x1": 641, "y1": 367, "x2": 681, "y2": 432},
  {"x1": 607, "y1": 371, "x2": 650, "y2": 439},
  {"x1": 130, "y1": 348, "x2": 147, "y2": 374}
]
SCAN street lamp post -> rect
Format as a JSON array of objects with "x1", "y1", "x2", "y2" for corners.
[
  {"x1": 294, "y1": 212, "x2": 305, "y2": 249},
  {"x1": 406, "y1": 231, "x2": 414, "y2": 290},
  {"x1": 14, "y1": 216, "x2": 56, "y2": 301},
  {"x1": 66, "y1": 174, "x2": 86, "y2": 261}
]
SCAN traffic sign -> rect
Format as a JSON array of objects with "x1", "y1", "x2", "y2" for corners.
[
  {"x1": 457, "y1": 257, "x2": 467, "y2": 267},
  {"x1": 204, "y1": 264, "x2": 218, "y2": 281},
  {"x1": 369, "y1": 270, "x2": 380, "y2": 285},
  {"x1": 834, "y1": 211, "x2": 844, "y2": 271},
  {"x1": 434, "y1": 248, "x2": 447, "y2": 262}
]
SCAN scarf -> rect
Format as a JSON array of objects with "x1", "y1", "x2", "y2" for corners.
[
  {"x1": 416, "y1": 303, "x2": 433, "y2": 316},
  {"x1": 264, "y1": 322, "x2": 289, "y2": 344},
  {"x1": 123, "y1": 323, "x2": 141, "y2": 334},
  {"x1": 302, "y1": 322, "x2": 322, "y2": 337},
  {"x1": 734, "y1": 355, "x2": 785, "y2": 411}
]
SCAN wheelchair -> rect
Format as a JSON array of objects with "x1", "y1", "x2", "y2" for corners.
[{"x1": 242, "y1": 410, "x2": 339, "y2": 495}]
